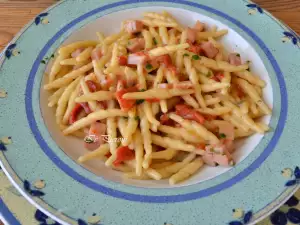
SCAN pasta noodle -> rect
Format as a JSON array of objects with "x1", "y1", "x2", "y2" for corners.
[{"x1": 45, "y1": 11, "x2": 271, "y2": 185}]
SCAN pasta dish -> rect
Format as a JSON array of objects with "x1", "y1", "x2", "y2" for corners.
[{"x1": 44, "y1": 11, "x2": 271, "y2": 185}]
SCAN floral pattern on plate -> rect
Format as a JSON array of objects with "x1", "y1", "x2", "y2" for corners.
[
  {"x1": 5, "y1": 43, "x2": 20, "y2": 59},
  {"x1": 35, "y1": 13, "x2": 50, "y2": 25}
]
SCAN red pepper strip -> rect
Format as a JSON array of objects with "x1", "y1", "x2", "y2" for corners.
[
  {"x1": 118, "y1": 55, "x2": 128, "y2": 66},
  {"x1": 69, "y1": 103, "x2": 93, "y2": 124},
  {"x1": 116, "y1": 86, "x2": 139, "y2": 112},
  {"x1": 186, "y1": 39, "x2": 202, "y2": 55},
  {"x1": 146, "y1": 98, "x2": 160, "y2": 103},
  {"x1": 212, "y1": 73, "x2": 224, "y2": 82},
  {"x1": 204, "y1": 114, "x2": 217, "y2": 121},
  {"x1": 160, "y1": 114, "x2": 174, "y2": 126},
  {"x1": 155, "y1": 54, "x2": 172, "y2": 67},
  {"x1": 188, "y1": 45, "x2": 202, "y2": 55},
  {"x1": 175, "y1": 104, "x2": 205, "y2": 124},
  {"x1": 113, "y1": 146, "x2": 135, "y2": 166},
  {"x1": 69, "y1": 103, "x2": 83, "y2": 124},
  {"x1": 154, "y1": 54, "x2": 179, "y2": 75},
  {"x1": 196, "y1": 143, "x2": 206, "y2": 150}
]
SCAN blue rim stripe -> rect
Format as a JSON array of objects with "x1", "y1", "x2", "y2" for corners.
[
  {"x1": 0, "y1": 198, "x2": 21, "y2": 225},
  {"x1": 25, "y1": 0, "x2": 288, "y2": 203}
]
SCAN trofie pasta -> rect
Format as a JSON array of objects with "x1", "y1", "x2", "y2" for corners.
[{"x1": 44, "y1": 11, "x2": 271, "y2": 185}]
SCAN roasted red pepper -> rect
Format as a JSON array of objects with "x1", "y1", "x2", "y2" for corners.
[
  {"x1": 113, "y1": 146, "x2": 135, "y2": 166},
  {"x1": 175, "y1": 104, "x2": 205, "y2": 124},
  {"x1": 116, "y1": 86, "x2": 139, "y2": 112}
]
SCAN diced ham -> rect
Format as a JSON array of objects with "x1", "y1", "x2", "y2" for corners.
[
  {"x1": 202, "y1": 152, "x2": 217, "y2": 166},
  {"x1": 84, "y1": 140, "x2": 100, "y2": 151},
  {"x1": 228, "y1": 53, "x2": 242, "y2": 66},
  {"x1": 91, "y1": 48, "x2": 103, "y2": 61},
  {"x1": 124, "y1": 20, "x2": 144, "y2": 34},
  {"x1": 127, "y1": 52, "x2": 148, "y2": 65},
  {"x1": 203, "y1": 139, "x2": 234, "y2": 166},
  {"x1": 79, "y1": 102, "x2": 92, "y2": 114},
  {"x1": 203, "y1": 151, "x2": 233, "y2": 167},
  {"x1": 215, "y1": 121, "x2": 235, "y2": 140},
  {"x1": 175, "y1": 104, "x2": 205, "y2": 124},
  {"x1": 187, "y1": 27, "x2": 197, "y2": 43},
  {"x1": 71, "y1": 48, "x2": 84, "y2": 58},
  {"x1": 213, "y1": 154, "x2": 232, "y2": 166},
  {"x1": 201, "y1": 42, "x2": 219, "y2": 59},
  {"x1": 222, "y1": 139, "x2": 235, "y2": 153},
  {"x1": 84, "y1": 122, "x2": 107, "y2": 151},
  {"x1": 127, "y1": 38, "x2": 145, "y2": 53},
  {"x1": 194, "y1": 20, "x2": 205, "y2": 32}
]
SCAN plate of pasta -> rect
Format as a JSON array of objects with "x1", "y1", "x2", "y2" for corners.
[{"x1": 0, "y1": 1, "x2": 299, "y2": 225}]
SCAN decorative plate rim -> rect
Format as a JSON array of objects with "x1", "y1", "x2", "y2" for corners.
[
  {"x1": 0, "y1": 0, "x2": 299, "y2": 224},
  {"x1": 26, "y1": 0, "x2": 287, "y2": 202}
]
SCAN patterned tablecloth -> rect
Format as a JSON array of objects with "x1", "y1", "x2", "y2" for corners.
[{"x1": 0, "y1": 168, "x2": 299, "y2": 225}]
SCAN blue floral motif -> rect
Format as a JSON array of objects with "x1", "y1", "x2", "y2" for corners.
[
  {"x1": 5, "y1": 43, "x2": 19, "y2": 59},
  {"x1": 23, "y1": 179, "x2": 45, "y2": 197},
  {"x1": 0, "y1": 141, "x2": 7, "y2": 151},
  {"x1": 270, "y1": 210, "x2": 287, "y2": 225},
  {"x1": 285, "y1": 195, "x2": 299, "y2": 207},
  {"x1": 246, "y1": 4, "x2": 263, "y2": 14},
  {"x1": 78, "y1": 217, "x2": 103, "y2": 225},
  {"x1": 270, "y1": 195, "x2": 300, "y2": 225},
  {"x1": 229, "y1": 222, "x2": 243, "y2": 225},
  {"x1": 35, "y1": 12, "x2": 49, "y2": 25},
  {"x1": 282, "y1": 32, "x2": 300, "y2": 47},
  {"x1": 78, "y1": 219, "x2": 88, "y2": 225},
  {"x1": 285, "y1": 166, "x2": 300, "y2": 187},
  {"x1": 243, "y1": 211, "x2": 253, "y2": 224},
  {"x1": 0, "y1": 137, "x2": 12, "y2": 151},
  {"x1": 286, "y1": 208, "x2": 300, "y2": 224},
  {"x1": 35, "y1": 209, "x2": 61, "y2": 225},
  {"x1": 228, "y1": 210, "x2": 253, "y2": 225}
]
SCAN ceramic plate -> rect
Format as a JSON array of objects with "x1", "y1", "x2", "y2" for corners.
[
  {"x1": 0, "y1": 0, "x2": 300, "y2": 224},
  {"x1": 1, "y1": 167, "x2": 300, "y2": 225}
]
